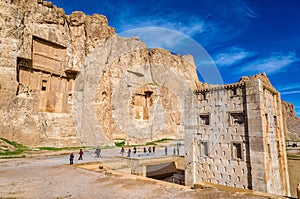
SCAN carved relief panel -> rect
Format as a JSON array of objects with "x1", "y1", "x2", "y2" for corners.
[{"x1": 16, "y1": 36, "x2": 75, "y2": 113}]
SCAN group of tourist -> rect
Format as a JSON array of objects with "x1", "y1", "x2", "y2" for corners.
[
  {"x1": 69, "y1": 149, "x2": 84, "y2": 165},
  {"x1": 69, "y1": 147, "x2": 102, "y2": 165},
  {"x1": 68, "y1": 142, "x2": 183, "y2": 164},
  {"x1": 121, "y1": 146, "x2": 156, "y2": 157},
  {"x1": 120, "y1": 144, "x2": 181, "y2": 157}
]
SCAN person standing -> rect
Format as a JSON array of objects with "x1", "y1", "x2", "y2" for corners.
[
  {"x1": 127, "y1": 148, "x2": 131, "y2": 157},
  {"x1": 78, "y1": 149, "x2": 84, "y2": 160},
  {"x1": 69, "y1": 153, "x2": 74, "y2": 165},
  {"x1": 95, "y1": 147, "x2": 101, "y2": 158},
  {"x1": 152, "y1": 146, "x2": 155, "y2": 153},
  {"x1": 121, "y1": 147, "x2": 125, "y2": 156},
  {"x1": 165, "y1": 146, "x2": 168, "y2": 156}
]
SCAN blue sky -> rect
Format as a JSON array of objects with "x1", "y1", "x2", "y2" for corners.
[{"x1": 51, "y1": 0, "x2": 300, "y2": 116}]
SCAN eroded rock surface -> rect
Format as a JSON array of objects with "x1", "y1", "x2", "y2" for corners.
[
  {"x1": 282, "y1": 101, "x2": 300, "y2": 139},
  {"x1": 0, "y1": 0, "x2": 199, "y2": 146}
]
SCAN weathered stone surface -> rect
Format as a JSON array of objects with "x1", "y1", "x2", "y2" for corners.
[
  {"x1": 0, "y1": 0, "x2": 198, "y2": 146},
  {"x1": 282, "y1": 101, "x2": 300, "y2": 139},
  {"x1": 0, "y1": 0, "x2": 115, "y2": 146},
  {"x1": 73, "y1": 35, "x2": 198, "y2": 145},
  {"x1": 185, "y1": 74, "x2": 290, "y2": 196}
]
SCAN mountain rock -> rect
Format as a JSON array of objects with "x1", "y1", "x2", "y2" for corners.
[
  {"x1": 0, "y1": 0, "x2": 198, "y2": 146},
  {"x1": 282, "y1": 101, "x2": 300, "y2": 139}
]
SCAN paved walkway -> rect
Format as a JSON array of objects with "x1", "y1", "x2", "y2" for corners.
[
  {"x1": 0, "y1": 142, "x2": 268, "y2": 199},
  {"x1": 59, "y1": 141, "x2": 184, "y2": 164}
]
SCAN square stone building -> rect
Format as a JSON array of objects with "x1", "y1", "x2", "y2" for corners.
[{"x1": 184, "y1": 73, "x2": 290, "y2": 196}]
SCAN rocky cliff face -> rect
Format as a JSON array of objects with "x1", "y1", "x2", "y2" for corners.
[
  {"x1": 282, "y1": 101, "x2": 300, "y2": 139},
  {"x1": 0, "y1": 0, "x2": 199, "y2": 146}
]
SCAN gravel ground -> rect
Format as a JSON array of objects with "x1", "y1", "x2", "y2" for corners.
[{"x1": 0, "y1": 148, "x2": 269, "y2": 199}]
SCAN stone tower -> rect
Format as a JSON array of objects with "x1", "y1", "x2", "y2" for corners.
[{"x1": 184, "y1": 73, "x2": 290, "y2": 196}]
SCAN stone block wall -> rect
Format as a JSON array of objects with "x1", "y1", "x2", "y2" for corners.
[
  {"x1": 244, "y1": 74, "x2": 290, "y2": 195},
  {"x1": 185, "y1": 84, "x2": 249, "y2": 189},
  {"x1": 185, "y1": 74, "x2": 290, "y2": 196}
]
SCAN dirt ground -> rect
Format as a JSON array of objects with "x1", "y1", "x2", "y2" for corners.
[
  {"x1": 0, "y1": 150, "x2": 271, "y2": 199},
  {"x1": 288, "y1": 159, "x2": 300, "y2": 198}
]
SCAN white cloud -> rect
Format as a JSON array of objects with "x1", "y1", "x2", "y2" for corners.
[
  {"x1": 235, "y1": 0, "x2": 258, "y2": 18},
  {"x1": 214, "y1": 47, "x2": 255, "y2": 67},
  {"x1": 241, "y1": 51, "x2": 299, "y2": 74},
  {"x1": 120, "y1": 27, "x2": 185, "y2": 49},
  {"x1": 118, "y1": 15, "x2": 208, "y2": 37},
  {"x1": 281, "y1": 90, "x2": 300, "y2": 95},
  {"x1": 107, "y1": 0, "x2": 258, "y2": 47},
  {"x1": 277, "y1": 84, "x2": 300, "y2": 92}
]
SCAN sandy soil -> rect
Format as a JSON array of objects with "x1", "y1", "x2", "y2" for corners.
[
  {"x1": 0, "y1": 151, "x2": 267, "y2": 199},
  {"x1": 288, "y1": 159, "x2": 300, "y2": 198}
]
